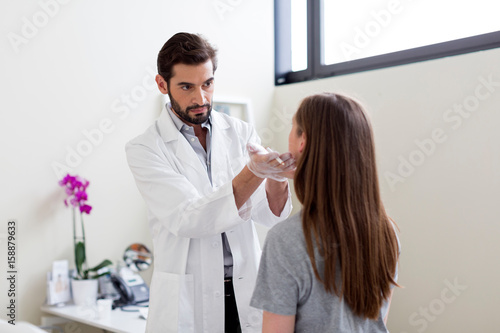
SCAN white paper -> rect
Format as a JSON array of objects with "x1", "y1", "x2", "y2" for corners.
[{"x1": 48, "y1": 260, "x2": 71, "y2": 305}]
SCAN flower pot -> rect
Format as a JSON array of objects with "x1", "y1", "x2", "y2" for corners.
[{"x1": 71, "y1": 279, "x2": 98, "y2": 306}]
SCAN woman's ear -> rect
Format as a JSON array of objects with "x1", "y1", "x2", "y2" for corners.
[
  {"x1": 298, "y1": 133, "x2": 306, "y2": 153},
  {"x1": 155, "y1": 74, "x2": 169, "y2": 94}
]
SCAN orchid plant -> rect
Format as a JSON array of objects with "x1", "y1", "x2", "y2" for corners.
[{"x1": 59, "y1": 174, "x2": 112, "y2": 280}]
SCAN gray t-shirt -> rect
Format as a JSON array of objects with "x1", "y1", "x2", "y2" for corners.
[{"x1": 250, "y1": 212, "x2": 397, "y2": 333}]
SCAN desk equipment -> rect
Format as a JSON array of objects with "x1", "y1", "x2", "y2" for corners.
[
  {"x1": 110, "y1": 243, "x2": 152, "y2": 308},
  {"x1": 111, "y1": 272, "x2": 149, "y2": 307},
  {"x1": 42, "y1": 243, "x2": 152, "y2": 332}
]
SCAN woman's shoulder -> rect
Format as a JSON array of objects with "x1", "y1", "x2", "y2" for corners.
[
  {"x1": 262, "y1": 212, "x2": 310, "y2": 267},
  {"x1": 267, "y1": 211, "x2": 304, "y2": 244}
]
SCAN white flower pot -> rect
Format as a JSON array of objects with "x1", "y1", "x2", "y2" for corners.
[{"x1": 71, "y1": 279, "x2": 98, "y2": 306}]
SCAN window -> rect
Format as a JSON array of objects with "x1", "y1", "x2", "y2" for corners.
[
  {"x1": 291, "y1": 0, "x2": 308, "y2": 71},
  {"x1": 275, "y1": 0, "x2": 500, "y2": 85}
]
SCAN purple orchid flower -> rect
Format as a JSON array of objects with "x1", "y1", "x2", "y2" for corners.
[
  {"x1": 58, "y1": 173, "x2": 109, "y2": 280},
  {"x1": 80, "y1": 204, "x2": 92, "y2": 214},
  {"x1": 59, "y1": 173, "x2": 92, "y2": 215}
]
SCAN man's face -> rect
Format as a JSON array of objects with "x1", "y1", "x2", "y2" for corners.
[{"x1": 166, "y1": 61, "x2": 215, "y2": 125}]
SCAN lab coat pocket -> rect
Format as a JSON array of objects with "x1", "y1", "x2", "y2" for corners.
[{"x1": 146, "y1": 271, "x2": 195, "y2": 333}]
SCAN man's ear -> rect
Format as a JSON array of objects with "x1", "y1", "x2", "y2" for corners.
[{"x1": 155, "y1": 74, "x2": 169, "y2": 94}]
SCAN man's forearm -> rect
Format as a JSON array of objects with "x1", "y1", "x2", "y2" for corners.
[
  {"x1": 232, "y1": 166, "x2": 265, "y2": 210},
  {"x1": 265, "y1": 179, "x2": 289, "y2": 216}
]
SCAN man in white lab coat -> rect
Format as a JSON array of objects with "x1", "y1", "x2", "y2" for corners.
[{"x1": 125, "y1": 32, "x2": 294, "y2": 333}]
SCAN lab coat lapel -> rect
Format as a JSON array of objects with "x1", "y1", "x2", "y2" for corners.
[
  {"x1": 210, "y1": 112, "x2": 233, "y2": 188},
  {"x1": 157, "y1": 107, "x2": 211, "y2": 187},
  {"x1": 175, "y1": 138, "x2": 210, "y2": 184}
]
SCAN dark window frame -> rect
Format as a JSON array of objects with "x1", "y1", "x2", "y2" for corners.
[{"x1": 275, "y1": 0, "x2": 500, "y2": 86}]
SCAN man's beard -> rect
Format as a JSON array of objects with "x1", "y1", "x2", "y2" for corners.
[{"x1": 168, "y1": 92, "x2": 212, "y2": 125}]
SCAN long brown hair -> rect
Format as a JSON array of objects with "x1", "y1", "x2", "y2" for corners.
[{"x1": 293, "y1": 93, "x2": 399, "y2": 319}]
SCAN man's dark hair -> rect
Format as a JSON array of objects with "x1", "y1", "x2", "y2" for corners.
[{"x1": 157, "y1": 32, "x2": 218, "y2": 85}]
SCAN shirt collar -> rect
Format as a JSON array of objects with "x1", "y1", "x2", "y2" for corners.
[{"x1": 166, "y1": 102, "x2": 212, "y2": 134}]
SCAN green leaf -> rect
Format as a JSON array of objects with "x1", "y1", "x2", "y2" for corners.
[
  {"x1": 87, "y1": 259, "x2": 113, "y2": 273},
  {"x1": 74, "y1": 241, "x2": 86, "y2": 277}
]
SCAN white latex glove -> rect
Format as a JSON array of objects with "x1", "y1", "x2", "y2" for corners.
[{"x1": 246, "y1": 143, "x2": 296, "y2": 181}]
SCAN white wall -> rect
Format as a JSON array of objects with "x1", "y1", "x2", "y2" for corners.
[
  {"x1": 271, "y1": 48, "x2": 500, "y2": 333},
  {"x1": 2, "y1": 1, "x2": 499, "y2": 332},
  {"x1": 0, "y1": 0, "x2": 275, "y2": 330}
]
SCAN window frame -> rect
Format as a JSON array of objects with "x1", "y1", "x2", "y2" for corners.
[{"x1": 274, "y1": 0, "x2": 500, "y2": 85}]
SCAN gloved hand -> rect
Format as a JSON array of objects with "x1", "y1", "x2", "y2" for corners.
[{"x1": 246, "y1": 143, "x2": 296, "y2": 182}]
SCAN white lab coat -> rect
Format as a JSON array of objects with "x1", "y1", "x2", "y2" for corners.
[{"x1": 125, "y1": 106, "x2": 292, "y2": 333}]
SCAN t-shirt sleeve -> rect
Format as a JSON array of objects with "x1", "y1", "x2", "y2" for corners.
[{"x1": 250, "y1": 225, "x2": 300, "y2": 316}]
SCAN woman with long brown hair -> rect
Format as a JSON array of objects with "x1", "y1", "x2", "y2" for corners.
[{"x1": 251, "y1": 92, "x2": 400, "y2": 332}]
